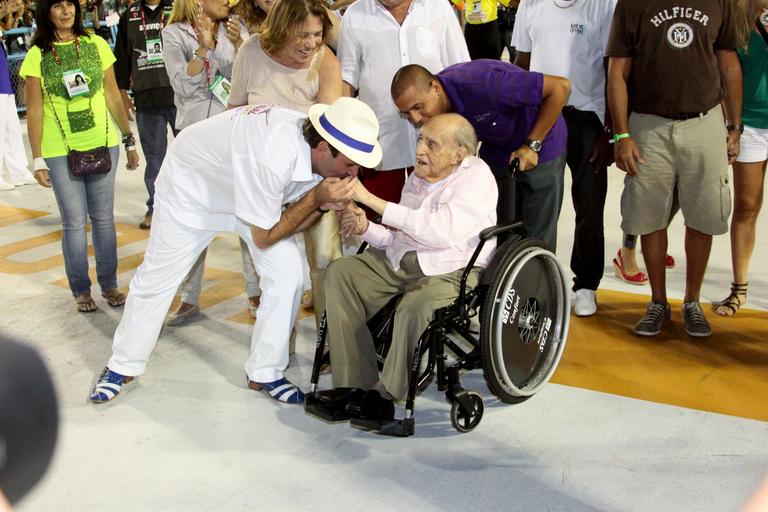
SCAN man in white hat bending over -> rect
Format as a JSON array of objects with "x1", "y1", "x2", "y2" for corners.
[{"x1": 89, "y1": 97, "x2": 382, "y2": 405}]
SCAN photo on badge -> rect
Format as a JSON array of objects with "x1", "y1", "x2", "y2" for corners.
[
  {"x1": 62, "y1": 69, "x2": 89, "y2": 98},
  {"x1": 146, "y1": 37, "x2": 163, "y2": 64},
  {"x1": 209, "y1": 75, "x2": 231, "y2": 106}
]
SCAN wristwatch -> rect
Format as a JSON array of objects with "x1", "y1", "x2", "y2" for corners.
[
  {"x1": 726, "y1": 123, "x2": 744, "y2": 134},
  {"x1": 525, "y1": 139, "x2": 543, "y2": 153}
]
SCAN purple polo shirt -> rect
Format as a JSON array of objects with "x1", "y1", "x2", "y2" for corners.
[
  {"x1": 0, "y1": 45, "x2": 13, "y2": 95},
  {"x1": 437, "y1": 60, "x2": 567, "y2": 166}
]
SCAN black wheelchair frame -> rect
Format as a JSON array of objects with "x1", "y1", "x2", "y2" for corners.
[{"x1": 305, "y1": 162, "x2": 571, "y2": 436}]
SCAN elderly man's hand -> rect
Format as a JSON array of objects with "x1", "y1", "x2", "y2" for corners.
[
  {"x1": 316, "y1": 176, "x2": 356, "y2": 205},
  {"x1": 338, "y1": 203, "x2": 368, "y2": 237}
]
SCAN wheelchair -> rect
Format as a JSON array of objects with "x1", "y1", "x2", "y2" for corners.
[{"x1": 305, "y1": 162, "x2": 571, "y2": 436}]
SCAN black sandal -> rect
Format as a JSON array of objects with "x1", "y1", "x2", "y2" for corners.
[{"x1": 714, "y1": 282, "x2": 747, "y2": 317}]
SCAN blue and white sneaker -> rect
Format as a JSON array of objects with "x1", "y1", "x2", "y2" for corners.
[
  {"x1": 90, "y1": 367, "x2": 134, "y2": 403},
  {"x1": 248, "y1": 377, "x2": 305, "y2": 404}
]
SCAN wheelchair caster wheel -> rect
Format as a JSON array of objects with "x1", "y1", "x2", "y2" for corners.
[{"x1": 449, "y1": 391, "x2": 484, "y2": 433}]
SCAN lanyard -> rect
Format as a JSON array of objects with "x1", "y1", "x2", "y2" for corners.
[
  {"x1": 139, "y1": 4, "x2": 165, "y2": 41},
  {"x1": 51, "y1": 36, "x2": 80, "y2": 66}
]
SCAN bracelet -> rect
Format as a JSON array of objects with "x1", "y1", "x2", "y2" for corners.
[
  {"x1": 610, "y1": 132, "x2": 631, "y2": 144},
  {"x1": 726, "y1": 123, "x2": 744, "y2": 134},
  {"x1": 125, "y1": 144, "x2": 136, "y2": 151},
  {"x1": 33, "y1": 157, "x2": 49, "y2": 171}
]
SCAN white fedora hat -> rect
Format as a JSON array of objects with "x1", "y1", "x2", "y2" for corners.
[{"x1": 308, "y1": 97, "x2": 382, "y2": 169}]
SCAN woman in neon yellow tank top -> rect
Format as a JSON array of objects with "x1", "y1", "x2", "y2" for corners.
[{"x1": 20, "y1": 0, "x2": 138, "y2": 312}]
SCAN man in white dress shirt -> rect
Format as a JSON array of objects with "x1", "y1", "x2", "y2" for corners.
[
  {"x1": 88, "y1": 98, "x2": 382, "y2": 405},
  {"x1": 337, "y1": 0, "x2": 470, "y2": 211}
]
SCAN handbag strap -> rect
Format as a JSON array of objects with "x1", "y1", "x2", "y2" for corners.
[{"x1": 41, "y1": 67, "x2": 109, "y2": 153}]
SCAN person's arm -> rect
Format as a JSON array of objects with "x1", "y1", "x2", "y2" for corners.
[
  {"x1": 440, "y1": 0, "x2": 470, "y2": 64},
  {"x1": 324, "y1": 5, "x2": 340, "y2": 52},
  {"x1": 513, "y1": 51, "x2": 530, "y2": 70},
  {"x1": 716, "y1": 48, "x2": 743, "y2": 164},
  {"x1": 113, "y1": 9, "x2": 134, "y2": 119},
  {"x1": 103, "y1": 65, "x2": 139, "y2": 170},
  {"x1": 510, "y1": 73, "x2": 570, "y2": 171},
  {"x1": 24, "y1": 76, "x2": 51, "y2": 187},
  {"x1": 337, "y1": 13, "x2": 359, "y2": 98},
  {"x1": 250, "y1": 178, "x2": 357, "y2": 249},
  {"x1": 316, "y1": 46, "x2": 343, "y2": 104},
  {"x1": 607, "y1": 56, "x2": 643, "y2": 176},
  {"x1": 226, "y1": 38, "x2": 249, "y2": 108},
  {"x1": 162, "y1": 25, "x2": 207, "y2": 96}
]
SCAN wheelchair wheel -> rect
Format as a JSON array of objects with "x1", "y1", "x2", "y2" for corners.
[
  {"x1": 479, "y1": 238, "x2": 570, "y2": 404},
  {"x1": 449, "y1": 391, "x2": 484, "y2": 433}
]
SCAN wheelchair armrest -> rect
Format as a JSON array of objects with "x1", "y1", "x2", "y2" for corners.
[{"x1": 479, "y1": 222, "x2": 525, "y2": 241}]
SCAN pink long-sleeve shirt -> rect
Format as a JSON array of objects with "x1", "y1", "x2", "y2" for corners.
[{"x1": 362, "y1": 156, "x2": 498, "y2": 276}]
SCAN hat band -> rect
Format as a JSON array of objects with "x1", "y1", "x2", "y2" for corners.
[{"x1": 319, "y1": 114, "x2": 374, "y2": 154}]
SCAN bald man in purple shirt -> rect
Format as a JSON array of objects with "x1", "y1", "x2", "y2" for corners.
[{"x1": 391, "y1": 61, "x2": 570, "y2": 252}]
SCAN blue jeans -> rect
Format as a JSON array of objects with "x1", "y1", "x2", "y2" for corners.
[
  {"x1": 46, "y1": 146, "x2": 120, "y2": 297},
  {"x1": 136, "y1": 106, "x2": 178, "y2": 214}
]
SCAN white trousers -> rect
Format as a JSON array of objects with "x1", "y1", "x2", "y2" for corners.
[
  {"x1": 108, "y1": 205, "x2": 304, "y2": 382},
  {"x1": 0, "y1": 94, "x2": 32, "y2": 183},
  {"x1": 179, "y1": 238, "x2": 261, "y2": 304}
]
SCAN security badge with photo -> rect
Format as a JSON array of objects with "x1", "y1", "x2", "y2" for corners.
[
  {"x1": 62, "y1": 68, "x2": 89, "y2": 98},
  {"x1": 146, "y1": 37, "x2": 164, "y2": 64},
  {"x1": 209, "y1": 75, "x2": 232, "y2": 106}
]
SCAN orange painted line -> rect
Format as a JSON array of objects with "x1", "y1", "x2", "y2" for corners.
[
  {"x1": 552, "y1": 289, "x2": 768, "y2": 422},
  {"x1": 0, "y1": 205, "x2": 49, "y2": 227},
  {"x1": 0, "y1": 223, "x2": 148, "y2": 274}
]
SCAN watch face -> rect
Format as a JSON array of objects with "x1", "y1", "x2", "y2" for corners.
[{"x1": 527, "y1": 139, "x2": 543, "y2": 152}]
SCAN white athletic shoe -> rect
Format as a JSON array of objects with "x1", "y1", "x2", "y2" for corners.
[
  {"x1": 573, "y1": 289, "x2": 597, "y2": 317},
  {"x1": 13, "y1": 176, "x2": 38, "y2": 186},
  {"x1": 0, "y1": 180, "x2": 15, "y2": 191}
]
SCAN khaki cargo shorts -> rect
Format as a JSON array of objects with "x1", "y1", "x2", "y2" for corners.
[{"x1": 620, "y1": 107, "x2": 731, "y2": 236}]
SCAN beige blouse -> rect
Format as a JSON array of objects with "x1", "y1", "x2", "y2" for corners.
[{"x1": 228, "y1": 35, "x2": 325, "y2": 114}]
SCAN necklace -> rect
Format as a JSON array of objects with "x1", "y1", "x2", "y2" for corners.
[{"x1": 553, "y1": 0, "x2": 579, "y2": 8}]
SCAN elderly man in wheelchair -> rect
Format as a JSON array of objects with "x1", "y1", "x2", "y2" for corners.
[{"x1": 305, "y1": 113, "x2": 570, "y2": 436}]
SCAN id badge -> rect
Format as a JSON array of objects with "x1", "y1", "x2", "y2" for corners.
[
  {"x1": 146, "y1": 37, "x2": 164, "y2": 64},
  {"x1": 62, "y1": 68, "x2": 90, "y2": 98},
  {"x1": 209, "y1": 75, "x2": 231, "y2": 106}
]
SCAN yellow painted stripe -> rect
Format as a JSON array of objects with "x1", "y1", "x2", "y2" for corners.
[
  {"x1": 0, "y1": 205, "x2": 49, "y2": 227},
  {"x1": 552, "y1": 289, "x2": 768, "y2": 422}
]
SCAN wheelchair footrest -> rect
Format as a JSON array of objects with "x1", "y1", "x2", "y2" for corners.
[
  {"x1": 304, "y1": 393, "x2": 351, "y2": 423},
  {"x1": 350, "y1": 417, "x2": 415, "y2": 437}
]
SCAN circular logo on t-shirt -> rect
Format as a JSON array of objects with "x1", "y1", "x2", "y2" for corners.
[{"x1": 667, "y1": 22, "x2": 694, "y2": 49}]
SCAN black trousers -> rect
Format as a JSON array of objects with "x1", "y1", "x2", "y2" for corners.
[
  {"x1": 562, "y1": 108, "x2": 608, "y2": 291},
  {"x1": 464, "y1": 20, "x2": 502, "y2": 60}
]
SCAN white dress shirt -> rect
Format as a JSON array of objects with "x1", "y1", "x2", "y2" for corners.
[{"x1": 338, "y1": 0, "x2": 469, "y2": 170}]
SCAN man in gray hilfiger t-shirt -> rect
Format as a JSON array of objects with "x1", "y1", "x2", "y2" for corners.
[{"x1": 606, "y1": 0, "x2": 743, "y2": 338}]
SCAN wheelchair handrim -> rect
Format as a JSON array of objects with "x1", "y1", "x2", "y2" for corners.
[{"x1": 489, "y1": 246, "x2": 571, "y2": 397}]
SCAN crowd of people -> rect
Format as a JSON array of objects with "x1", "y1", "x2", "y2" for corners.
[{"x1": 0, "y1": 0, "x2": 765, "y2": 425}]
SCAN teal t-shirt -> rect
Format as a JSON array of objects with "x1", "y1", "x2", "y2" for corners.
[
  {"x1": 19, "y1": 35, "x2": 120, "y2": 158},
  {"x1": 738, "y1": 29, "x2": 768, "y2": 130}
]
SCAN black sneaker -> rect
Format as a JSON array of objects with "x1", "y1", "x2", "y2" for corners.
[
  {"x1": 634, "y1": 301, "x2": 671, "y2": 336},
  {"x1": 682, "y1": 301, "x2": 711, "y2": 337},
  {"x1": 346, "y1": 390, "x2": 395, "y2": 421}
]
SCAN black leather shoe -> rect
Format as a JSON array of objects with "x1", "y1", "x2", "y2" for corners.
[
  {"x1": 314, "y1": 387, "x2": 365, "y2": 407},
  {"x1": 346, "y1": 390, "x2": 394, "y2": 421}
]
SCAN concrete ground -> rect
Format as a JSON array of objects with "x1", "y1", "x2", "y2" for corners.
[{"x1": 1, "y1": 119, "x2": 767, "y2": 512}]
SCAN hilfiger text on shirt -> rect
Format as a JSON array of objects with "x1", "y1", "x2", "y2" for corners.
[{"x1": 650, "y1": 6, "x2": 710, "y2": 27}]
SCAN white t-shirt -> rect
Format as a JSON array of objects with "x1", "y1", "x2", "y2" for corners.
[
  {"x1": 338, "y1": 0, "x2": 470, "y2": 170},
  {"x1": 154, "y1": 105, "x2": 320, "y2": 231},
  {"x1": 511, "y1": 0, "x2": 617, "y2": 123}
]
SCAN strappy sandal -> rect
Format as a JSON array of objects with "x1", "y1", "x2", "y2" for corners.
[
  {"x1": 248, "y1": 376, "x2": 305, "y2": 404},
  {"x1": 102, "y1": 288, "x2": 127, "y2": 308},
  {"x1": 713, "y1": 282, "x2": 747, "y2": 317},
  {"x1": 75, "y1": 293, "x2": 98, "y2": 313}
]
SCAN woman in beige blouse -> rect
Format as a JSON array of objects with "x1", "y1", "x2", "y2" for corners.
[{"x1": 228, "y1": 0, "x2": 342, "y2": 321}]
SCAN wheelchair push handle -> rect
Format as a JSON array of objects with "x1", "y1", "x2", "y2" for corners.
[{"x1": 509, "y1": 157, "x2": 520, "y2": 177}]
